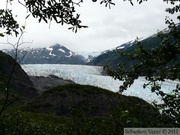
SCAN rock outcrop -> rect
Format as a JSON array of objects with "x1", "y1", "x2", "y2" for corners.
[
  {"x1": 30, "y1": 75, "x2": 74, "y2": 93},
  {"x1": 0, "y1": 51, "x2": 38, "y2": 99}
]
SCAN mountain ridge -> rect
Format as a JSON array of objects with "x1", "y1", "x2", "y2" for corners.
[
  {"x1": 3, "y1": 44, "x2": 88, "y2": 64},
  {"x1": 88, "y1": 23, "x2": 180, "y2": 69}
]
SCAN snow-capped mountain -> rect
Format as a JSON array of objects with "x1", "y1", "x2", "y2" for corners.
[
  {"x1": 88, "y1": 35, "x2": 163, "y2": 68},
  {"x1": 3, "y1": 44, "x2": 88, "y2": 64},
  {"x1": 89, "y1": 24, "x2": 180, "y2": 68},
  {"x1": 89, "y1": 23, "x2": 180, "y2": 68}
]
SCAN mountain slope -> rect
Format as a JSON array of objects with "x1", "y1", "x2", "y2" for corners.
[
  {"x1": 88, "y1": 36, "x2": 162, "y2": 69},
  {"x1": 0, "y1": 51, "x2": 38, "y2": 99},
  {"x1": 89, "y1": 24, "x2": 180, "y2": 69},
  {"x1": 3, "y1": 44, "x2": 87, "y2": 64}
]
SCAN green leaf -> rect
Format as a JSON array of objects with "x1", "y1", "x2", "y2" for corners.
[
  {"x1": 22, "y1": 26, "x2": 25, "y2": 29},
  {"x1": 0, "y1": 82, "x2": 5, "y2": 91},
  {"x1": 0, "y1": 33, "x2": 4, "y2": 37}
]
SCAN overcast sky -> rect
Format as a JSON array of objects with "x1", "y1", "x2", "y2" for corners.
[{"x1": 0, "y1": 0, "x2": 178, "y2": 52}]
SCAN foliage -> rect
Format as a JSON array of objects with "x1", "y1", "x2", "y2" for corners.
[
  {"x1": 0, "y1": 0, "x2": 116, "y2": 36},
  {"x1": 0, "y1": 111, "x2": 67, "y2": 135},
  {"x1": 0, "y1": 98, "x2": 174, "y2": 135},
  {"x1": 103, "y1": 0, "x2": 180, "y2": 127},
  {"x1": 2, "y1": 0, "x2": 178, "y2": 36},
  {"x1": 0, "y1": 9, "x2": 19, "y2": 36},
  {"x1": 104, "y1": 19, "x2": 180, "y2": 126},
  {"x1": 103, "y1": 0, "x2": 180, "y2": 128}
]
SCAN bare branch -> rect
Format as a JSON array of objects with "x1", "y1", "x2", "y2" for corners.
[
  {"x1": 18, "y1": 0, "x2": 27, "y2": 8},
  {"x1": 72, "y1": 0, "x2": 83, "y2": 6},
  {"x1": 0, "y1": 26, "x2": 32, "y2": 116}
]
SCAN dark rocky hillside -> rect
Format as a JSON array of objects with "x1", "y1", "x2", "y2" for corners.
[
  {"x1": 0, "y1": 51, "x2": 38, "y2": 99},
  {"x1": 24, "y1": 84, "x2": 166, "y2": 125},
  {"x1": 3, "y1": 44, "x2": 87, "y2": 64}
]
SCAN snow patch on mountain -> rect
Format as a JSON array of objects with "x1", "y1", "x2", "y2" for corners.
[
  {"x1": 47, "y1": 46, "x2": 56, "y2": 56},
  {"x1": 59, "y1": 48, "x2": 65, "y2": 53},
  {"x1": 116, "y1": 40, "x2": 134, "y2": 50},
  {"x1": 65, "y1": 51, "x2": 73, "y2": 57}
]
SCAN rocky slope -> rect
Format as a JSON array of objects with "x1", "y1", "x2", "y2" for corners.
[
  {"x1": 0, "y1": 51, "x2": 38, "y2": 99},
  {"x1": 30, "y1": 75, "x2": 74, "y2": 93}
]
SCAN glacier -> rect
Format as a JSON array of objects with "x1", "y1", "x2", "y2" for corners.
[{"x1": 21, "y1": 64, "x2": 179, "y2": 104}]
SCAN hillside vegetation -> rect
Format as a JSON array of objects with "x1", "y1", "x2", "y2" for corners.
[{"x1": 1, "y1": 84, "x2": 174, "y2": 135}]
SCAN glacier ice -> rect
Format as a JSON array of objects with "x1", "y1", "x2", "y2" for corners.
[{"x1": 21, "y1": 64, "x2": 179, "y2": 104}]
